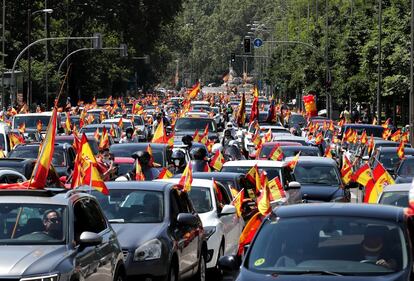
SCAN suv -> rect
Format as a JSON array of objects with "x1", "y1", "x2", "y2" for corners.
[{"x1": 0, "y1": 189, "x2": 125, "y2": 281}]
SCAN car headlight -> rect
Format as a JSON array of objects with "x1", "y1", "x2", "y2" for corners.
[
  {"x1": 204, "y1": 226, "x2": 216, "y2": 240},
  {"x1": 133, "y1": 239, "x2": 162, "y2": 261},
  {"x1": 20, "y1": 274, "x2": 59, "y2": 281}
]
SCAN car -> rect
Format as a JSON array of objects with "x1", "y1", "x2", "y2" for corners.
[
  {"x1": 128, "y1": 115, "x2": 149, "y2": 141},
  {"x1": 102, "y1": 118, "x2": 134, "y2": 131},
  {"x1": 378, "y1": 183, "x2": 410, "y2": 208},
  {"x1": 110, "y1": 143, "x2": 172, "y2": 167},
  {"x1": 258, "y1": 143, "x2": 321, "y2": 160},
  {"x1": 0, "y1": 188, "x2": 125, "y2": 281},
  {"x1": 80, "y1": 124, "x2": 122, "y2": 143},
  {"x1": 9, "y1": 143, "x2": 76, "y2": 177},
  {"x1": 87, "y1": 108, "x2": 109, "y2": 120},
  {"x1": 272, "y1": 135, "x2": 309, "y2": 146},
  {"x1": 174, "y1": 117, "x2": 219, "y2": 142},
  {"x1": 159, "y1": 178, "x2": 244, "y2": 272},
  {"x1": 285, "y1": 156, "x2": 351, "y2": 202},
  {"x1": 12, "y1": 112, "x2": 63, "y2": 134},
  {"x1": 113, "y1": 157, "x2": 134, "y2": 177},
  {"x1": 338, "y1": 124, "x2": 385, "y2": 139},
  {"x1": 256, "y1": 142, "x2": 302, "y2": 160},
  {"x1": 287, "y1": 112, "x2": 306, "y2": 129},
  {"x1": 369, "y1": 147, "x2": 414, "y2": 176},
  {"x1": 221, "y1": 160, "x2": 294, "y2": 189},
  {"x1": 394, "y1": 156, "x2": 414, "y2": 183},
  {"x1": 219, "y1": 203, "x2": 414, "y2": 280},
  {"x1": 55, "y1": 135, "x2": 100, "y2": 155},
  {"x1": 83, "y1": 181, "x2": 207, "y2": 281}
]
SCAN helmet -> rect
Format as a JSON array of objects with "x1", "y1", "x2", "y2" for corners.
[
  {"x1": 226, "y1": 122, "x2": 233, "y2": 128},
  {"x1": 132, "y1": 151, "x2": 151, "y2": 167},
  {"x1": 190, "y1": 147, "x2": 207, "y2": 161},
  {"x1": 211, "y1": 143, "x2": 223, "y2": 154},
  {"x1": 171, "y1": 150, "x2": 186, "y2": 167},
  {"x1": 182, "y1": 135, "x2": 193, "y2": 146}
]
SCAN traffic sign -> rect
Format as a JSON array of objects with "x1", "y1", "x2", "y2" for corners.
[{"x1": 253, "y1": 38, "x2": 263, "y2": 48}]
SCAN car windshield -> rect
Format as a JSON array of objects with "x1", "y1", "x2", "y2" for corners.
[
  {"x1": 188, "y1": 186, "x2": 213, "y2": 213},
  {"x1": 110, "y1": 145, "x2": 165, "y2": 165},
  {"x1": 247, "y1": 216, "x2": 407, "y2": 275},
  {"x1": 379, "y1": 152, "x2": 407, "y2": 170},
  {"x1": 13, "y1": 116, "x2": 52, "y2": 130},
  {"x1": 289, "y1": 115, "x2": 306, "y2": 126},
  {"x1": 397, "y1": 159, "x2": 414, "y2": 177},
  {"x1": 283, "y1": 148, "x2": 320, "y2": 157},
  {"x1": 0, "y1": 203, "x2": 66, "y2": 245},
  {"x1": 93, "y1": 190, "x2": 164, "y2": 223},
  {"x1": 294, "y1": 165, "x2": 340, "y2": 185},
  {"x1": 175, "y1": 118, "x2": 216, "y2": 132},
  {"x1": 103, "y1": 120, "x2": 133, "y2": 128},
  {"x1": 55, "y1": 139, "x2": 99, "y2": 155},
  {"x1": 130, "y1": 116, "x2": 144, "y2": 125},
  {"x1": 222, "y1": 166, "x2": 281, "y2": 181},
  {"x1": 9, "y1": 146, "x2": 66, "y2": 167},
  {"x1": 379, "y1": 191, "x2": 408, "y2": 208}
]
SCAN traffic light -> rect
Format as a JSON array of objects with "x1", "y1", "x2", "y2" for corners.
[
  {"x1": 244, "y1": 37, "x2": 251, "y2": 54},
  {"x1": 231, "y1": 53, "x2": 236, "y2": 62}
]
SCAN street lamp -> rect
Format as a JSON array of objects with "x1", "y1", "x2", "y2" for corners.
[{"x1": 27, "y1": 8, "x2": 53, "y2": 107}]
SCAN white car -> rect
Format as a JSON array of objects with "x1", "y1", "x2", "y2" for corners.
[
  {"x1": 101, "y1": 118, "x2": 133, "y2": 129},
  {"x1": 158, "y1": 178, "x2": 244, "y2": 270}
]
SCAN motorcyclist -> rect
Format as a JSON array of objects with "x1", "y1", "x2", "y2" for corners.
[
  {"x1": 120, "y1": 127, "x2": 136, "y2": 143},
  {"x1": 190, "y1": 147, "x2": 210, "y2": 172},
  {"x1": 221, "y1": 128, "x2": 235, "y2": 149},
  {"x1": 170, "y1": 150, "x2": 187, "y2": 174},
  {"x1": 116, "y1": 151, "x2": 160, "y2": 181},
  {"x1": 223, "y1": 140, "x2": 245, "y2": 161}
]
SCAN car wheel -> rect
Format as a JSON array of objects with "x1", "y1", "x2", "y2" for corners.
[
  {"x1": 167, "y1": 263, "x2": 177, "y2": 281},
  {"x1": 210, "y1": 242, "x2": 224, "y2": 279},
  {"x1": 114, "y1": 270, "x2": 125, "y2": 281},
  {"x1": 193, "y1": 252, "x2": 206, "y2": 281}
]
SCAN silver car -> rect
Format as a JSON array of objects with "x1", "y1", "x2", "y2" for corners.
[{"x1": 0, "y1": 189, "x2": 126, "y2": 281}]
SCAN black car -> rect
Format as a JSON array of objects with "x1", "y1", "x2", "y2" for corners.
[
  {"x1": 86, "y1": 181, "x2": 207, "y2": 281},
  {"x1": 339, "y1": 124, "x2": 385, "y2": 139},
  {"x1": 395, "y1": 156, "x2": 414, "y2": 183},
  {"x1": 9, "y1": 143, "x2": 76, "y2": 177},
  {"x1": 174, "y1": 117, "x2": 219, "y2": 142},
  {"x1": 0, "y1": 188, "x2": 125, "y2": 281},
  {"x1": 285, "y1": 156, "x2": 351, "y2": 202},
  {"x1": 220, "y1": 203, "x2": 414, "y2": 280},
  {"x1": 369, "y1": 147, "x2": 414, "y2": 176},
  {"x1": 110, "y1": 143, "x2": 172, "y2": 167}
]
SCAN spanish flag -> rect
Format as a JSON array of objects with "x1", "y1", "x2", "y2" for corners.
[
  {"x1": 390, "y1": 129, "x2": 401, "y2": 142},
  {"x1": 397, "y1": 141, "x2": 405, "y2": 159},
  {"x1": 178, "y1": 162, "x2": 193, "y2": 192},
  {"x1": 212, "y1": 178, "x2": 223, "y2": 202},
  {"x1": 351, "y1": 164, "x2": 375, "y2": 202},
  {"x1": 382, "y1": 128, "x2": 391, "y2": 140},
  {"x1": 287, "y1": 152, "x2": 300, "y2": 171},
  {"x1": 315, "y1": 131, "x2": 323, "y2": 145},
  {"x1": 152, "y1": 119, "x2": 168, "y2": 143},
  {"x1": 249, "y1": 93, "x2": 259, "y2": 123},
  {"x1": 188, "y1": 82, "x2": 201, "y2": 100},
  {"x1": 367, "y1": 162, "x2": 395, "y2": 203},
  {"x1": 99, "y1": 127, "x2": 109, "y2": 150},
  {"x1": 236, "y1": 92, "x2": 246, "y2": 127},
  {"x1": 257, "y1": 172, "x2": 271, "y2": 216},
  {"x1": 29, "y1": 107, "x2": 58, "y2": 189},
  {"x1": 193, "y1": 129, "x2": 200, "y2": 142},
  {"x1": 360, "y1": 130, "x2": 368, "y2": 145},
  {"x1": 263, "y1": 128, "x2": 272, "y2": 143},
  {"x1": 135, "y1": 160, "x2": 145, "y2": 181},
  {"x1": 268, "y1": 176, "x2": 286, "y2": 201},
  {"x1": 237, "y1": 212, "x2": 263, "y2": 255},
  {"x1": 341, "y1": 155, "x2": 353, "y2": 185},
  {"x1": 232, "y1": 188, "x2": 244, "y2": 218},
  {"x1": 9, "y1": 132, "x2": 24, "y2": 149},
  {"x1": 269, "y1": 144, "x2": 284, "y2": 161},
  {"x1": 210, "y1": 150, "x2": 225, "y2": 171},
  {"x1": 367, "y1": 134, "x2": 375, "y2": 155},
  {"x1": 246, "y1": 164, "x2": 259, "y2": 185},
  {"x1": 117, "y1": 118, "x2": 124, "y2": 129},
  {"x1": 158, "y1": 168, "x2": 173, "y2": 179},
  {"x1": 324, "y1": 146, "x2": 333, "y2": 158}
]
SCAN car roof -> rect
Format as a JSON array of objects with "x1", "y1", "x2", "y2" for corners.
[
  {"x1": 114, "y1": 157, "x2": 134, "y2": 163},
  {"x1": 190, "y1": 172, "x2": 243, "y2": 180},
  {"x1": 378, "y1": 147, "x2": 414, "y2": 153},
  {"x1": 223, "y1": 160, "x2": 287, "y2": 168},
  {"x1": 262, "y1": 142, "x2": 302, "y2": 147},
  {"x1": 102, "y1": 118, "x2": 132, "y2": 123},
  {"x1": 111, "y1": 143, "x2": 168, "y2": 149},
  {"x1": 158, "y1": 178, "x2": 214, "y2": 189},
  {"x1": 274, "y1": 203, "x2": 405, "y2": 222},
  {"x1": 0, "y1": 189, "x2": 90, "y2": 206},
  {"x1": 284, "y1": 156, "x2": 337, "y2": 165},
  {"x1": 382, "y1": 183, "x2": 411, "y2": 192},
  {"x1": 104, "y1": 181, "x2": 175, "y2": 192},
  {"x1": 14, "y1": 112, "x2": 53, "y2": 117},
  {"x1": 273, "y1": 135, "x2": 306, "y2": 141}
]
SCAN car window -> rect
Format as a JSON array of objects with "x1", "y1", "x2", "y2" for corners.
[
  {"x1": 222, "y1": 166, "x2": 281, "y2": 182},
  {"x1": 0, "y1": 203, "x2": 66, "y2": 244},
  {"x1": 397, "y1": 159, "x2": 414, "y2": 177},
  {"x1": 175, "y1": 118, "x2": 217, "y2": 133},
  {"x1": 293, "y1": 165, "x2": 340, "y2": 186},
  {"x1": 13, "y1": 116, "x2": 51, "y2": 130},
  {"x1": 188, "y1": 186, "x2": 213, "y2": 213},
  {"x1": 73, "y1": 199, "x2": 106, "y2": 242},
  {"x1": 0, "y1": 174, "x2": 25, "y2": 184},
  {"x1": 247, "y1": 216, "x2": 407, "y2": 275},
  {"x1": 217, "y1": 182, "x2": 231, "y2": 205},
  {"x1": 379, "y1": 191, "x2": 408, "y2": 208},
  {"x1": 93, "y1": 190, "x2": 164, "y2": 223}
]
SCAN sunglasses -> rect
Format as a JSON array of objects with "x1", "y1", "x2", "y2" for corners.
[{"x1": 47, "y1": 217, "x2": 60, "y2": 223}]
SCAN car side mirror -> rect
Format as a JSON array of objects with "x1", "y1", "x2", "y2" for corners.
[
  {"x1": 79, "y1": 231, "x2": 102, "y2": 247},
  {"x1": 286, "y1": 181, "x2": 301, "y2": 191},
  {"x1": 177, "y1": 213, "x2": 198, "y2": 227},
  {"x1": 218, "y1": 255, "x2": 240, "y2": 272},
  {"x1": 219, "y1": 204, "x2": 236, "y2": 217}
]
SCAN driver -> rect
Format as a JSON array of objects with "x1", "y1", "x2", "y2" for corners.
[
  {"x1": 359, "y1": 226, "x2": 396, "y2": 270},
  {"x1": 42, "y1": 210, "x2": 62, "y2": 239}
]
